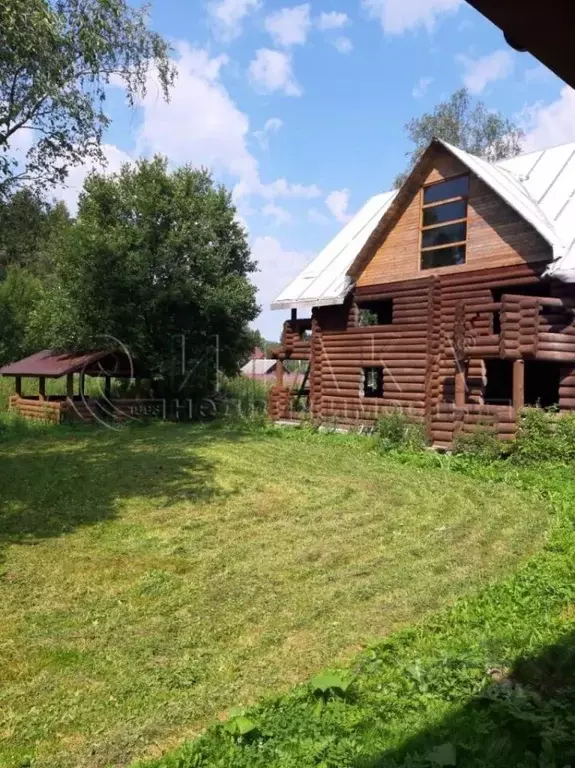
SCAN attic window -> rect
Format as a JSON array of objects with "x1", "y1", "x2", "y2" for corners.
[{"x1": 420, "y1": 175, "x2": 469, "y2": 270}]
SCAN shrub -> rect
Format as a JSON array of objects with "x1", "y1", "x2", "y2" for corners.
[
  {"x1": 375, "y1": 408, "x2": 428, "y2": 452},
  {"x1": 510, "y1": 406, "x2": 575, "y2": 465},
  {"x1": 452, "y1": 425, "x2": 503, "y2": 462}
]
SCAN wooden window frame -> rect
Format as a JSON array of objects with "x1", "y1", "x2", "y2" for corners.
[
  {"x1": 419, "y1": 174, "x2": 470, "y2": 271},
  {"x1": 362, "y1": 366, "x2": 384, "y2": 398}
]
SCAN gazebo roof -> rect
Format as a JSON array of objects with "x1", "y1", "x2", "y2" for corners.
[{"x1": 0, "y1": 349, "x2": 139, "y2": 378}]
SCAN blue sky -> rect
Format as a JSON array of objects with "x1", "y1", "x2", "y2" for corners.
[{"x1": 57, "y1": 0, "x2": 575, "y2": 340}]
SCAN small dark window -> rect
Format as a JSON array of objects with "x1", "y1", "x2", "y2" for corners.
[
  {"x1": 421, "y1": 221, "x2": 467, "y2": 249},
  {"x1": 422, "y1": 200, "x2": 467, "y2": 227},
  {"x1": 423, "y1": 176, "x2": 470, "y2": 205},
  {"x1": 363, "y1": 367, "x2": 384, "y2": 398},
  {"x1": 484, "y1": 359, "x2": 513, "y2": 405},
  {"x1": 525, "y1": 361, "x2": 560, "y2": 408},
  {"x1": 358, "y1": 299, "x2": 393, "y2": 326},
  {"x1": 421, "y1": 245, "x2": 466, "y2": 270}
]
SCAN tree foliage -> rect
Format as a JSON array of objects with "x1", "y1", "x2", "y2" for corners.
[
  {"x1": 0, "y1": 188, "x2": 71, "y2": 276},
  {"x1": 0, "y1": 266, "x2": 44, "y2": 363},
  {"x1": 30, "y1": 157, "x2": 259, "y2": 389},
  {"x1": 393, "y1": 88, "x2": 524, "y2": 187},
  {"x1": 0, "y1": 0, "x2": 174, "y2": 197}
]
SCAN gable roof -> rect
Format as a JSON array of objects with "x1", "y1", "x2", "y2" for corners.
[{"x1": 272, "y1": 139, "x2": 575, "y2": 311}]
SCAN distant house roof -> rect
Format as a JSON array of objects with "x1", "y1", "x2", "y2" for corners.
[
  {"x1": 0, "y1": 349, "x2": 140, "y2": 378},
  {"x1": 272, "y1": 139, "x2": 575, "y2": 311},
  {"x1": 240, "y1": 358, "x2": 277, "y2": 376},
  {"x1": 251, "y1": 346, "x2": 266, "y2": 359}
]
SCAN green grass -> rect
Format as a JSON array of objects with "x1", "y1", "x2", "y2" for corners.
[
  {"x1": 140, "y1": 445, "x2": 575, "y2": 768},
  {"x1": 0, "y1": 423, "x2": 551, "y2": 768}
]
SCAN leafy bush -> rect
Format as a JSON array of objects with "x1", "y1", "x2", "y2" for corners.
[
  {"x1": 509, "y1": 407, "x2": 575, "y2": 465},
  {"x1": 375, "y1": 408, "x2": 428, "y2": 452},
  {"x1": 452, "y1": 426, "x2": 503, "y2": 462}
]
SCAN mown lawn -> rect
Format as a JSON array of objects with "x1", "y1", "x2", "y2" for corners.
[{"x1": 0, "y1": 423, "x2": 552, "y2": 767}]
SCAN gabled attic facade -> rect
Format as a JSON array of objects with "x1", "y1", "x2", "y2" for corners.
[{"x1": 269, "y1": 139, "x2": 575, "y2": 447}]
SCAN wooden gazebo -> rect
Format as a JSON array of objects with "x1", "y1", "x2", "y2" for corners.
[{"x1": 0, "y1": 349, "x2": 148, "y2": 424}]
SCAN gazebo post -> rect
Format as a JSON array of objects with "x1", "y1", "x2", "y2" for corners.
[
  {"x1": 79, "y1": 372, "x2": 85, "y2": 400},
  {"x1": 39, "y1": 376, "x2": 46, "y2": 401},
  {"x1": 66, "y1": 373, "x2": 74, "y2": 400},
  {"x1": 104, "y1": 376, "x2": 111, "y2": 399},
  {"x1": 15, "y1": 376, "x2": 22, "y2": 397}
]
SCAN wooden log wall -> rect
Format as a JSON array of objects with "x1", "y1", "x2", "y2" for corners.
[
  {"x1": 429, "y1": 262, "x2": 544, "y2": 445},
  {"x1": 268, "y1": 385, "x2": 291, "y2": 421},
  {"x1": 269, "y1": 262, "x2": 575, "y2": 443},
  {"x1": 312, "y1": 278, "x2": 433, "y2": 424},
  {"x1": 9, "y1": 395, "x2": 63, "y2": 424},
  {"x1": 280, "y1": 317, "x2": 312, "y2": 360}
]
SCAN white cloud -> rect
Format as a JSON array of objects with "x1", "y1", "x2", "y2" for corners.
[
  {"x1": 325, "y1": 189, "x2": 352, "y2": 223},
  {"x1": 457, "y1": 49, "x2": 514, "y2": 94},
  {"x1": 308, "y1": 208, "x2": 330, "y2": 225},
  {"x1": 317, "y1": 11, "x2": 349, "y2": 30},
  {"x1": 251, "y1": 235, "x2": 313, "y2": 338},
  {"x1": 208, "y1": 0, "x2": 260, "y2": 40},
  {"x1": 412, "y1": 75, "x2": 433, "y2": 98},
  {"x1": 361, "y1": 0, "x2": 462, "y2": 35},
  {"x1": 331, "y1": 36, "x2": 353, "y2": 53},
  {"x1": 521, "y1": 86, "x2": 575, "y2": 152},
  {"x1": 238, "y1": 178, "x2": 321, "y2": 200},
  {"x1": 53, "y1": 144, "x2": 132, "y2": 214},
  {"x1": 253, "y1": 117, "x2": 283, "y2": 150},
  {"x1": 248, "y1": 49, "x2": 302, "y2": 96},
  {"x1": 132, "y1": 43, "x2": 316, "y2": 204},
  {"x1": 524, "y1": 64, "x2": 553, "y2": 85},
  {"x1": 264, "y1": 4, "x2": 311, "y2": 47},
  {"x1": 262, "y1": 202, "x2": 293, "y2": 225},
  {"x1": 137, "y1": 45, "x2": 261, "y2": 188}
]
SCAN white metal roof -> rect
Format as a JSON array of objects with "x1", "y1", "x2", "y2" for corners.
[
  {"x1": 271, "y1": 191, "x2": 397, "y2": 310},
  {"x1": 271, "y1": 139, "x2": 575, "y2": 310},
  {"x1": 240, "y1": 358, "x2": 276, "y2": 376}
]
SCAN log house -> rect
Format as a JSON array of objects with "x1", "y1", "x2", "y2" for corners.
[{"x1": 269, "y1": 138, "x2": 575, "y2": 447}]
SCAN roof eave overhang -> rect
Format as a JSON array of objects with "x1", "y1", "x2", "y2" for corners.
[{"x1": 271, "y1": 293, "x2": 349, "y2": 311}]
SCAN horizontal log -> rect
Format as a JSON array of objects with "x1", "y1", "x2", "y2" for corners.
[
  {"x1": 355, "y1": 278, "x2": 433, "y2": 297},
  {"x1": 534, "y1": 350, "x2": 575, "y2": 362},
  {"x1": 13, "y1": 398, "x2": 62, "y2": 409},
  {"x1": 538, "y1": 342, "x2": 575, "y2": 355},
  {"x1": 321, "y1": 388, "x2": 424, "y2": 402},
  {"x1": 465, "y1": 302, "x2": 501, "y2": 314},
  {"x1": 440, "y1": 275, "x2": 543, "y2": 298},
  {"x1": 321, "y1": 409, "x2": 425, "y2": 421},
  {"x1": 466, "y1": 346, "x2": 500, "y2": 357},
  {"x1": 431, "y1": 430, "x2": 454, "y2": 441},
  {"x1": 332, "y1": 326, "x2": 429, "y2": 338},
  {"x1": 319, "y1": 355, "x2": 428, "y2": 364},
  {"x1": 321, "y1": 341, "x2": 428, "y2": 352}
]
